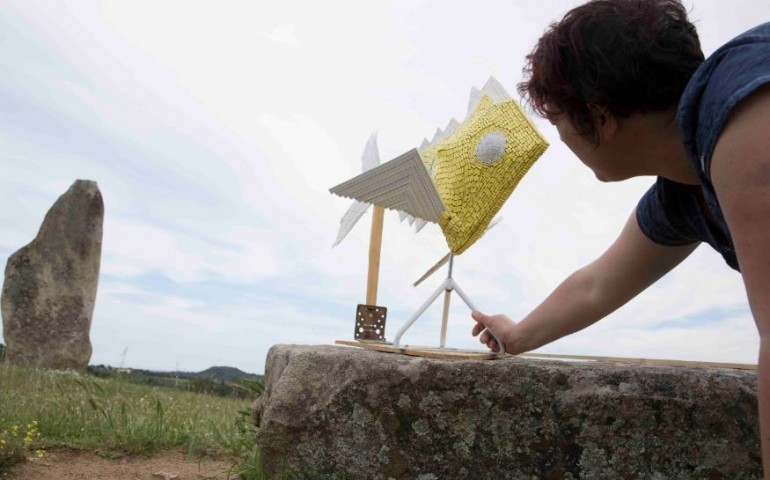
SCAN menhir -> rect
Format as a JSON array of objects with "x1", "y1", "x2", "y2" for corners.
[{"x1": 2, "y1": 180, "x2": 103, "y2": 369}]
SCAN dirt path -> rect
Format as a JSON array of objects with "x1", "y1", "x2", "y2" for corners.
[{"x1": 4, "y1": 449, "x2": 236, "y2": 480}]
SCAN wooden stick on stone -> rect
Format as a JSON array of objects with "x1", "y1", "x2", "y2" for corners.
[{"x1": 366, "y1": 206, "x2": 385, "y2": 305}]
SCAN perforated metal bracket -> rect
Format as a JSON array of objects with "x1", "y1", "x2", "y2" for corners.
[{"x1": 355, "y1": 304, "x2": 387, "y2": 342}]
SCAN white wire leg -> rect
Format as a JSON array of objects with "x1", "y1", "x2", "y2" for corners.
[
  {"x1": 393, "y1": 278, "x2": 450, "y2": 349},
  {"x1": 392, "y1": 278, "x2": 506, "y2": 356},
  {"x1": 451, "y1": 280, "x2": 505, "y2": 356}
]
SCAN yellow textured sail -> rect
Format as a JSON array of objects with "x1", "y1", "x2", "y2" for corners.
[
  {"x1": 331, "y1": 78, "x2": 548, "y2": 255},
  {"x1": 423, "y1": 95, "x2": 548, "y2": 254}
]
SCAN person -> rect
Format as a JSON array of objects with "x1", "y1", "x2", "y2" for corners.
[{"x1": 469, "y1": 0, "x2": 770, "y2": 473}]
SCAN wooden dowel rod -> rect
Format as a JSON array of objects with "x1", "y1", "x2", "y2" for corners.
[
  {"x1": 366, "y1": 206, "x2": 385, "y2": 305},
  {"x1": 440, "y1": 290, "x2": 451, "y2": 348}
]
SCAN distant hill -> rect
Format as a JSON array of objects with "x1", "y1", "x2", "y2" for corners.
[
  {"x1": 89, "y1": 364, "x2": 262, "y2": 381},
  {"x1": 195, "y1": 366, "x2": 258, "y2": 382},
  {"x1": 87, "y1": 364, "x2": 263, "y2": 398}
]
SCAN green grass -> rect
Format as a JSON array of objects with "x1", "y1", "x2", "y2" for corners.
[{"x1": 0, "y1": 362, "x2": 269, "y2": 478}]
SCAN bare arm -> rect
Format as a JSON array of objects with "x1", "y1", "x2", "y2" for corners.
[
  {"x1": 472, "y1": 212, "x2": 698, "y2": 354},
  {"x1": 710, "y1": 85, "x2": 770, "y2": 477}
]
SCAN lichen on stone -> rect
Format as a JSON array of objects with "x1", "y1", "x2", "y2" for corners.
[{"x1": 255, "y1": 345, "x2": 761, "y2": 480}]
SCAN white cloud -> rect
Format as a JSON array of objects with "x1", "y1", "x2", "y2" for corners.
[{"x1": 262, "y1": 23, "x2": 300, "y2": 47}]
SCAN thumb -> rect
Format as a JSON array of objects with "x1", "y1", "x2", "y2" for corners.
[
  {"x1": 472, "y1": 311, "x2": 507, "y2": 334},
  {"x1": 472, "y1": 311, "x2": 498, "y2": 330},
  {"x1": 472, "y1": 310, "x2": 497, "y2": 325},
  {"x1": 471, "y1": 311, "x2": 508, "y2": 353}
]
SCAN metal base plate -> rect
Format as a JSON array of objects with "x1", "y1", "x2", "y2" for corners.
[{"x1": 354, "y1": 304, "x2": 387, "y2": 341}]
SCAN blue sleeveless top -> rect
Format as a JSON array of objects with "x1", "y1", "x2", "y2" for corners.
[{"x1": 636, "y1": 22, "x2": 770, "y2": 271}]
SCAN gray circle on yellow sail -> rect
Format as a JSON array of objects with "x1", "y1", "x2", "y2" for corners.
[{"x1": 475, "y1": 131, "x2": 507, "y2": 164}]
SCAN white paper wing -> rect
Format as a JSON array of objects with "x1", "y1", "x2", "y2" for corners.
[
  {"x1": 332, "y1": 132, "x2": 382, "y2": 247},
  {"x1": 467, "y1": 87, "x2": 482, "y2": 117},
  {"x1": 466, "y1": 77, "x2": 512, "y2": 116},
  {"x1": 361, "y1": 132, "x2": 381, "y2": 172},
  {"x1": 332, "y1": 201, "x2": 371, "y2": 247}
]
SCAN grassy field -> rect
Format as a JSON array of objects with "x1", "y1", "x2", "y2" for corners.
[{"x1": 0, "y1": 362, "x2": 269, "y2": 478}]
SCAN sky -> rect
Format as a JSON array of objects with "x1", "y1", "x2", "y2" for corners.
[{"x1": 1, "y1": 1, "x2": 768, "y2": 374}]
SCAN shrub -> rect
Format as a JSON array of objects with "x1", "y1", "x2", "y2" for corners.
[{"x1": 0, "y1": 420, "x2": 45, "y2": 475}]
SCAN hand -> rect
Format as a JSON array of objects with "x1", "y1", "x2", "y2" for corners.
[{"x1": 471, "y1": 311, "x2": 515, "y2": 354}]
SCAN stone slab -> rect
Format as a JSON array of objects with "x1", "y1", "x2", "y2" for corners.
[{"x1": 253, "y1": 344, "x2": 760, "y2": 480}]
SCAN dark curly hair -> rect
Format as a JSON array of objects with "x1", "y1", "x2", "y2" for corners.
[{"x1": 518, "y1": 0, "x2": 704, "y2": 145}]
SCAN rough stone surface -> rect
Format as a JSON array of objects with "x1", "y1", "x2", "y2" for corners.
[
  {"x1": 2, "y1": 180, "x2": 103, "y2": 369},
  {"x1": 253, "y1": 344, "x2": 760, "y2": 480}
]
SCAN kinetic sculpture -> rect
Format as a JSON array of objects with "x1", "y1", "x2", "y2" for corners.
[{"x1": 331, "y1": 77, "x2": 548, "y2": 359}]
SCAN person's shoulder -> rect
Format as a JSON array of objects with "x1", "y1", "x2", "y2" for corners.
[
  {"x1": 677, "y1": 22, "x2": 770, "y2": 179},
  {"x1": 684, "y1": 21, "x2": 770, "y2": 96},
  {"x1": 729, "y1": 22, "x2": 770, "y2": 44},
  {"x1": 708, "y1": 22, "x2": 770, "y2": 56},
  {"x1": 691, "y1": 21, "x2": 770, "y2": 95}
]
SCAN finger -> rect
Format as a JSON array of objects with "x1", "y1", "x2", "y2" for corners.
[
  {"x1": 471, "y1": 322, "x2": 485, "y2": 336},
  {"x1": 471, "y1": 311, "x2": 491, "y2": 335},
  {"x1": 487, "y1": 338, "x2": 498, "y2": 352},
  {"x1": 475, "y1": 311, "x2": 503, "y2": 332},
  {"x1": 471, "y1": 311, "x2": 487, "y2": 335}
]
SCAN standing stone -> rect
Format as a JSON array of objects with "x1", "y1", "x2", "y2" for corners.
[{"x1": 2, "y1": 180, "x2": 103, "y2": 369}]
